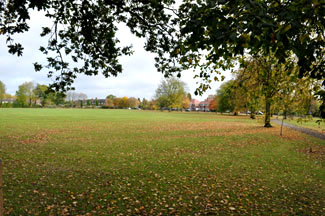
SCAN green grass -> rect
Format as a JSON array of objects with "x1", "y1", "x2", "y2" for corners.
[
  {"x1": 0, "y1": 108, "x2": 324, "y2": 215},
  {"x1": 282, "y1": 117, "x2": 325, "y2": 133}
]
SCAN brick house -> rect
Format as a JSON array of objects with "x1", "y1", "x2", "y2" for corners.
[
  {"x1": 198, "y1": 95, "x2": 215, "y2": 112},
  {"x1": 190, "y1": 99, "x2": 200, "y2": 111},
  {"x1": 199, "y1": 100, "x2": 210, "y2": 112}
]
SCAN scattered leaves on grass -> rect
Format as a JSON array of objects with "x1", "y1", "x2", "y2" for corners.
[{"x1": 1, "y1": 110, "x2": 324, "y2": 215}]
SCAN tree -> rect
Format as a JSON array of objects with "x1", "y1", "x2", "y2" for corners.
[
  {"x1": 65, "y1": 91, "x2": 87, "y2": 107},
  {"x1": 216, "y1": 80, "x2": 246, "y2": 115},
  {"x1": 316, "y1": 89, "x2": 325, "y2": 118},
  {"x1": 250, "y1": 55, "x2": 302, "y2": 127},
  {"x1": 209, "y1": 97, "x2": 217, "y2": 112},
  {"x1": 105, "y1": 98, "x2": 114, "y2": 108},
  {"x1": 182, "y1": 97, "x2": 190, "y2": 109},
  {"x1": 78, "y1": 93, "x2": 87, "y2": 101},
  {"x1": 106, "y1": 94, "x2": 116, "y2": 100},
  {"x1": 235, "y1": 53, "x2": 322, "y2": 126},
  {"x1": 148, "y1": 99, "x2": 158, "y2": 110},
  {"x1": 155, "y1": 77, "x2": 188, "y2": 109},
  {"x1": 187, "y1": 93, "x2": 192, "y2": 101},
  {"x1": 121, "y1": 96, "x2": 129, "y2": 108},
  {"x1": 128, "y1": 97, "x2": 139, "y2": 108},
  {"x1": 1, "y1": 0, "x2": 177, "y2": 91},
  {"x1": 169, "y1": 1, "x2": 324, "y2": 95},
  {"x1": 113, "y1": 98, "x2": 122, "y2": 108},
  {"x1": 16, "y1": 82, "x2": 35, "y2": 107},
  {"x1": 140, "y1": 98, "x2": 149, "y2": 109},
  {"x1": 0, "y1": 81, "x2": 6, "y2": 105},
  {"x1": 53, "y1": 92, "x2": 65, "y2": 105},
  {"x1": 217, "y1": 81, "x2": 236, "y2": 114},
  {"x1": 66, "y1": 91, "x2": 78, "y2": 102},
  {"x1": 105, "y1": 95, "x2": 116, "y2": 108},
  {"x1": 33, "y1": 84, "x2": 49, "y2": 106},
  {"x1": 234, "y1": 68, "x2": 263, "y2": 119}
]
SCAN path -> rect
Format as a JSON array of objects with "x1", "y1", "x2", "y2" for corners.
[{"x1": 272, "y1": 119, "x2": 325, "y2": 140}]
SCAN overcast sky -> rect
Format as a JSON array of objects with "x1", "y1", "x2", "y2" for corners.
[{"x1": 0, "y1": 11, "x2": 232, "y2": 101}]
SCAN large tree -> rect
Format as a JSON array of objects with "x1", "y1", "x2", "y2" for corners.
[
  {"x1": 128, "y1": 97, "x2": 140, "y2": 108},
  {"x1": 235, "y1": 54, "x2": 322, "y2": 127},
  {"x1": 155, "y1": 77, "x2": 188, "y2": 109},
  {"x1": 216, "y1": 81, "x2": 236, "y2": 114},
  {"x1": 33, "y1": 84, "x2": 67, "y2": 106},
  {"x1": 234, "y1": 68, "x2": 263, "y2": 119},
  {"x1": 33, "y1": 84, "x2": 49, "y2": 106},
  {"x1": 15, "y1": 81, "x2": 35, "y2": 107},
  {"x1": 237, "y1": 55, "x2": 294, "y2": 127}
]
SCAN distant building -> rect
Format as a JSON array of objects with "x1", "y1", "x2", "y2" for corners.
[
  {"x1": 190, "y1": 99, "x2": 200, "y2": 111},
  {"x1": 85, "y1": 98, "x2": 106, "y2": 106},
  {"x1": 199, "y1": 100, "x2": 210, "y2": 112},
  {"x1": 188, "y1": 95, "x2": 216, "y2": 112},
  {"x1": 1, "y1": 98, "x2": 15, "y2": 104},
  {"x1": 197, "y1": 95, "x2": 215, "y2": 112}
]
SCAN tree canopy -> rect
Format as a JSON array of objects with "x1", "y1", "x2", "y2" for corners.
[
  {"x1": 155, "y1": 77, "x2": 188, "y2": 109},
  {"x1": 1, "y1": 0, "x2": 324, "y2": 93},
  {"x1": 1, "y1": 0, "x2": 177, "y2": 91},
  {"x1": 15, "y1": 81, "x2": 35, "y2": 107},
  {"x1": 172, "y1": 0, "x2": 324, "y2": 94}
]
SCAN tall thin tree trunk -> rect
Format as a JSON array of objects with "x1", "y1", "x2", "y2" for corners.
[
  {"x1": 250, "y1": 106, "x2": 256, "y2": 119},
  {"x1": 264, "y1": 97, "x2": 272, "y2": 127},
  {"x1": 283, "y1": 104, "x2": 288, "y2": 119},
  {"x1": 280, "y1": 116, "x2": 284, "y2": 136}
]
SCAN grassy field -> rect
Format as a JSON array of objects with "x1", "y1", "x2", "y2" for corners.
[
  {"x1": 0, "y1": 109, "x2": 324, "y2": 215},
  {"x1": 281, "y1": 117, "x2": 325, "y2": 133}
]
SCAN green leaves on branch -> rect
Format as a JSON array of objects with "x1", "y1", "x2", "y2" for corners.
[
  {"x1": 1, "y1": 0, "x2": 324, "y2": 92},
  {"x1": 1, "y1": 0, "x2": 177, "y2": 91}
]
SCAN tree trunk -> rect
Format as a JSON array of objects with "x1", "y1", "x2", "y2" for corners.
[
  {"x1": 280, "y1": 116, "x2": 284, "y2": 136},
  {"x1": 250, "y1": 106, "x2": 256, "y2": 119},
  {"x1": 264, "y1": 98, "x2": 272, "y2": 127},
  {"x1": 320, "y1": 103, "x2": 325, "y2": 119},
  {"x1": 283, "y1": 105, "x2": 288, "y2": 119}
]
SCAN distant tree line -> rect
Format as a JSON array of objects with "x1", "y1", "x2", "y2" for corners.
[
  {"x1": 103, "y1": 77, "x2": 191, "y2": 111},
  {"x1": 0, "y1": 81, "x2": 65, "y2": 108},
  {"x1": 104, "y1": 95, "x2": 141, "y2": 109},
  {"x1": 0, "y1": 78, "x2": 192, "y2": 110}
]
